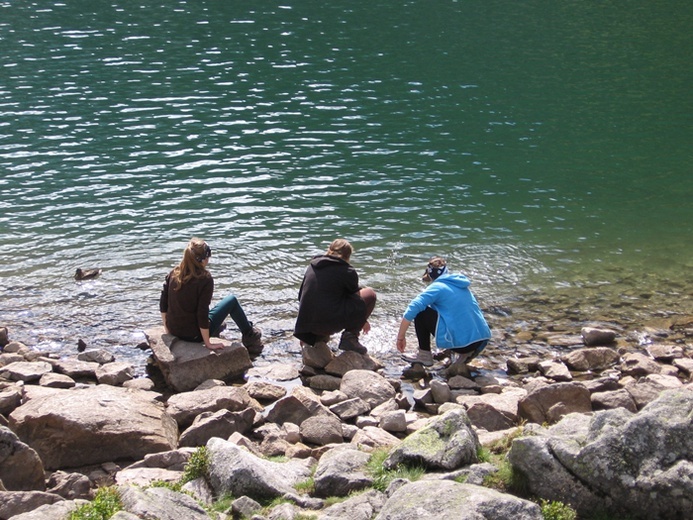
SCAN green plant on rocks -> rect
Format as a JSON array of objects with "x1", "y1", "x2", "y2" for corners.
[
  {"x1": 366, "y1": 447, "x2": 426, "y2": 492},
  {"x1": 540, "y1": 499, "x2": 578, "y2": 520},
  {"x1": 68, "y1": 486, "x2": 122, "y2": 520},
  {"x1": 181, "y1": 445, "x2": 210, "y2": 485}
]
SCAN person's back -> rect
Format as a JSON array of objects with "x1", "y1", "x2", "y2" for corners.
[{"x1": 294, "y1": 238, "x2": 376, "y2": 354}]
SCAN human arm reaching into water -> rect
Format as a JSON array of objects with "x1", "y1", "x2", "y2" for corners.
[{"x1": 395, "y1": 318, "x2": 411, "y2": 353}]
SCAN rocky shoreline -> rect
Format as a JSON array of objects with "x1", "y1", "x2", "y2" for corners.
[{"x1": 1, "y1": 309, "x2": 692, "y2": 520}]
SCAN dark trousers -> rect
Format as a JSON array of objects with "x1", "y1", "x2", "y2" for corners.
[
  {"x1": 414, "y1": 307, "x2": 487, "y2": 357},
  {"x1": 413, "y1": 307, "x2": 438, "y2": 351}
]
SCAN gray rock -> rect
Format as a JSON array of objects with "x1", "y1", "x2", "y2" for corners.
[
  {"x1": 0, "y1": 361, "x2": 52, "y2": 383},
  {"x1": 118, "y1": 485, "x2": 212, "y2": 520},
  {"x1": 166, "y1": 385, "x2": 252, "y2": 428},
  {"x1": 325, "y1": 352, "x2": 382, "y2": 377},
  {"x1": 378, "y1": 410, "x2": 407, "y2": 433},
  {"x1": 313, "y1": 446, "x2": 372, "y2": 498},
  {"x1": 0, "y1": 426, "x2": 45, "y2": 491},
  {"x1": 301, "y1": 341, "x2": 334, "y2": 369},
  {"x1": 624, "y1": 376, "x2": 670, "y2": 410},
  {"x1": 248, "y1": 363, "x2": 300, "y2": 382},
  {"x1": 590, "y1": 388, "x2": 637, "y2": 412},
  {"x1": 509, "y1": 389, "x2": 693, "y2": 519},
  {"x1": 125, "y1": 447, "x2": 195, "y2": 471},
  {"x1": 95, "y1": 362, "x2": 134, "y2": 386},
  {"x1": 300, "y1": 414, "x2": 343, "y2": 446},
  {"x1": 506, "y1": 356, "x2": 541, "y2": 375},
  {"x1": 179, "y1": 408, "x2": 256, "y2": 447},
  {"x1": 518, "y1": 382, "x2": 592, "y2": 424},
  {"x1": 538, "y1": 360, "x2": 573, "y2": 382},
  {"x1": 50, "y1": 358, "x2": 99, "y2": 379},
  {"x1": 384, "y1": 408, "x2": 480, "y2": 471},
  {"x1": 621, "y1": 352, "x2": 661, "y2": 377},
  {"x1": 145, "y1": 327, "x2": 252, "y2": 392},
  {"x1": 374, "y1": 480, "x2": 542, "y2": 519},
  {"x1": 244, "y1": 381, "x2": 287, "y2": 402},
  {"x1": 646, "y1": 343, "x2": 683, "y2": 362},
  {"x1": 46, "y1": 470, "x2": 92, "y2": 500},
  {"x1": 115, "y1": 467, "x2": 182, "y2": 487},
  {"x1": 319, "y1": 489, "x2": 386, "y2": 520},
  {"x1": 429, "y1": 379, "x2": 452, "y2": 404},
  {"x1": 122, "y1": 377, "x2": 155, "y2": 391},
  {"x1": 265, "y1": 386, "x2": 335, "y2": 426},
  {"x1": 581, "y1": 327, "x2": 617, "y2": 346},
  {"x1": 207, "y1": 437, "x2": 314, "y2": 500},
  {"x1": 77, "y1": 349, "x2": 115, "y2": 364},
  {"x1": 307, "y1": 374, "x2": 342, "y2": 391},
  {"x1": 329, "y1": 396, "x2": 370, "y2": 420},
  {"x1": 0, "y1": 491, "x2": 65, "y2": 520},
  {"x1": 5, "y1": 498, "x2": 89, "y2": 520},
  {"x1": 232, "y1": 495, "x2": 263, "y2": 519},
  {"x1": 0, "y1": 383, "x2": 23, "y2": 415},
  {"x1": 319, "y1": 389, "x2": 348, "y2": 407},
  {"x1": 38, "y1": 372, "x2": 75, "y2": 389},
  {"x1": 350, "y1": 426, "x2": 401, "y2": 451},
  {"x1": 0, "y1": 352, "x2": 25, "y2": 366},
  {"x1": 339, "y1": 370, "x2": 395, "y2": 408},
  {"x1": 562, "y1": 346, "x2": 620, "y2": 371},
  {"x1": 9, "y1": 385, "x2": 178, "y2": 470}
]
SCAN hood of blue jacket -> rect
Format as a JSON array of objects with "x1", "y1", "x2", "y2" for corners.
[{"x1": 434, "y1": 273, "x2": 471, "y2": 290}]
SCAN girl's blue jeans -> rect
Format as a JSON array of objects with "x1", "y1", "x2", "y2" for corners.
[{"x1": 208, "y1": 294, "x2": 252, "y2": 337}]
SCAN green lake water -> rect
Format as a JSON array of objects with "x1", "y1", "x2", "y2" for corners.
[{"x1": 1, "y1": 1, "x2": 691, "y2": 363}]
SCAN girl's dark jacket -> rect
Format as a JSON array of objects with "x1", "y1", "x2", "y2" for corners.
[{"x1": 293, "y1": 254, "x2": 366, "y2": 345}]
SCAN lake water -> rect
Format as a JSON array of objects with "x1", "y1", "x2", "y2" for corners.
[{"x1": 1, "y1": 1, "x2": 691, "y2": 368}]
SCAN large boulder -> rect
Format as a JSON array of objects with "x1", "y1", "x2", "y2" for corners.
[
  {"x1": 8, "y1": 385, "x2": 178, "y2": 470},
  {"x1": 0, "y1": 426, "x2": 45, "y2": 491},
  {"x1": 206, "y1": 437, "x2": 314, "y2": 500},
  {"x1": 0, "y1": 491, "x2": 67, "y2": 520},
  {"x1": 374, "y1": 480, "x2": 542, "y2": 519},
  {"x1": 179, "y1": 408, "x2": 255, "y2": 447},
  {"x1": 313, "y1": 446, "x2": 372, "y2": 498},
  {"x1": 518, "y1": 381, "x2": 592, "y2": 424},
  {"x1": 166, "y1": 385, "x2": 252, "y2": 429},
  {"x1": 145, "y1": 327, "x2": 252, "y2": 392},
  {"x1": 384, "y1": 408, "x2": 480, "y2": 471},
  {"x1": 509, "y1": 389, "x2": 693, "y2": 519},
  {"x1": 0, "y1": 361, "x2": 52, "y2": 383},
  {"x1": 118, "y1": 485, "x2": 212, "y2": 520},
  {"x1": 340, "y1": 370, "x2": 395, "y2": 410}
]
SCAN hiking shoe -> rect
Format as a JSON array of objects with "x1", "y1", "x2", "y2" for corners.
[
  {"x1": 242, "y1": 326, "x2": 263, "y2": 356},
  {"x1": 338, "y1": 331, "x2": 367, "y2": 355},
  {"x1": 401, "y1": 349, "x2": 434, "y2": 367}
]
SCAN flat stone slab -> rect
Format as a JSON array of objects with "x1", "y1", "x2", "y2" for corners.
[{"x1": 145, "y1": 327, "x2": 252, "y2": 392}]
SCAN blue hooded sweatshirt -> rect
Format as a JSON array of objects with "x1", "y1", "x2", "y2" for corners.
[{"x1": 403, "y1": 273, "x2": 491, "y2": 350}]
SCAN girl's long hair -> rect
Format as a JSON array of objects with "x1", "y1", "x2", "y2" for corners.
[{"x1": 171, "y1": 237, "x2": 210, "y2": 289}]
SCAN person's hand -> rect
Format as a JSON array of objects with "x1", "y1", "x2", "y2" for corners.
[
  {"x1": 205, "y1": 342, "x2": 225, "y2": 351},
  {"x1": 396, "y1": 337, "x2": 406, "y2": 353},
  {"x1": 362, "y1": 321, "x2": 371, "y2": 335}
]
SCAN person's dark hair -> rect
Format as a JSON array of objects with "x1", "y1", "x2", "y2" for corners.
[
  {"x1": 326, "y1": 238, "x2": 353, "y2": 262},
  {"x1": 171, "y1": 237, "x2": 211, "y2": 288}
]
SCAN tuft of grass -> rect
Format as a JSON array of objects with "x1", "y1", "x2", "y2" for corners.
[
  {"x1": 366, "y1": 447, "x2": 426, "y2": 492},
  {"x1": 68, "y1": 486, "x2": 122, "y2": 520},
  {"x1": 181, "y1": 446, "x2": 210, "y2": 485},
  {"x1": 294, "y1": 476, "x2": 315, "y2": 495},
  {"x1": 487, "y1": 425, "x2": 525, "y2": 455},
  {"x1": 540, "y1": 499, "x2": 578, "y2": 520},
  {"x1": 482, "y1": 456, "x2": 529, "y2": 496},
  {"x1": 209, "y1": 492, "x2": 235, "y2": 513}
]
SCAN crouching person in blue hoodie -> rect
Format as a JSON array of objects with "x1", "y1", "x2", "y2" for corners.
[{"x1": 395, "y1": 256, "x2": 491, "y2": 373}]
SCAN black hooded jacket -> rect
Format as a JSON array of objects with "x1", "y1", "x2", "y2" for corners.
[{"x1": 293, "y1": 254, "x2": 366, "y2": 344}]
